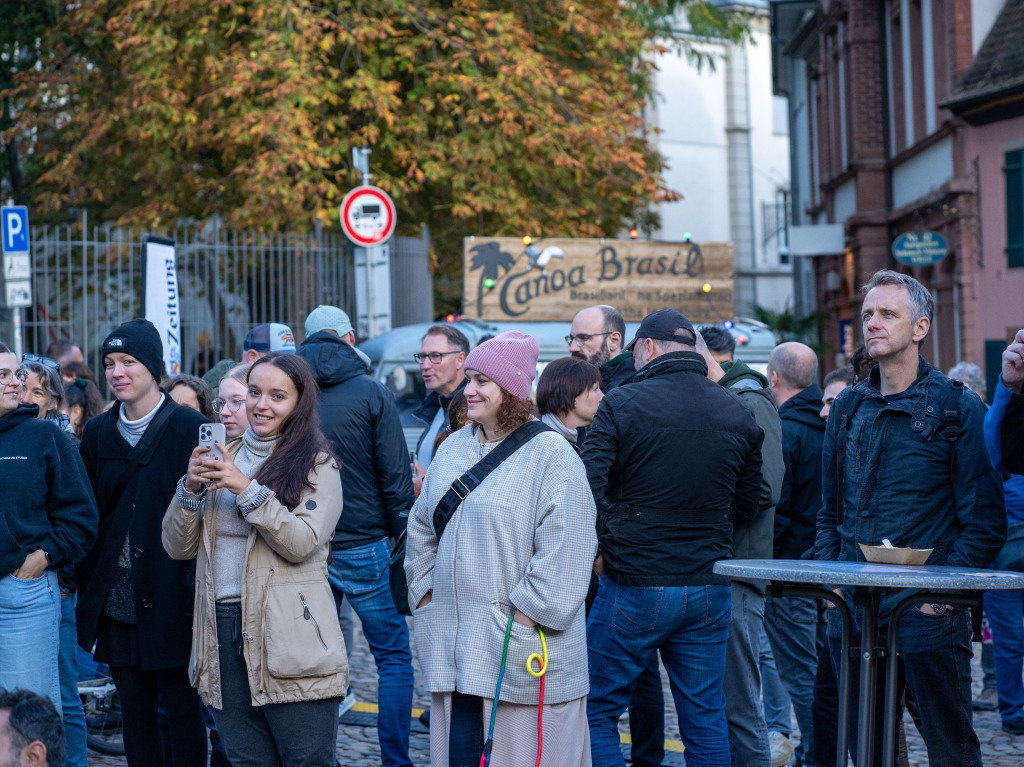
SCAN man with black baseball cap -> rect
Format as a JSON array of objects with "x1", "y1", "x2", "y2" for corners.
[{"x1": 582, "y1": 308, "x2": 764, "y2": 766}]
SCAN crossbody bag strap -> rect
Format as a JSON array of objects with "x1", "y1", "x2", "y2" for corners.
[
  {"x1": 430, "y1": 420, "x2": 552, "y2": 539},
  {"x1": 107, "y1": 400, "x2": 178, "y2": 503}
]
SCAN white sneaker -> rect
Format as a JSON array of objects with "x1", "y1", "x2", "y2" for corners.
[
  {"x1": 768, "y1": 731, "x2": 794, "y2": 767},
  {"x1": 338, "y1": 693, "x2": 358, "y2": 717}
]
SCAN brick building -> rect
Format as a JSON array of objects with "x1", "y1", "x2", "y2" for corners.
[{"x1": 771, "y1": 0, "x2": 1022, "y2": 397}]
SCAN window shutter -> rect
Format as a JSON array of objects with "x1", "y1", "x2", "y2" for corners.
[{"x1": 1007, "y1": 149, "x2": 1024, "y2": 268}]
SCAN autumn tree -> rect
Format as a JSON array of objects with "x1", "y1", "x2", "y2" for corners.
[{"x1": 6, "y1": 1, "x2": 743, "y2": 312}]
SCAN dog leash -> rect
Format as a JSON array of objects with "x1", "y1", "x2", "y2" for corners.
[{"x1": 480, "y1": 614, "x2": 548, "y2": 767}]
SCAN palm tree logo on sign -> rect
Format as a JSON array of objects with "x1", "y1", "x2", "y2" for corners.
[{"x1": 469, "y1": 241, "x2": 516, "y2": 316}]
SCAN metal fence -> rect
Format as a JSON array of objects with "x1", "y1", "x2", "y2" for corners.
[{"x1": 6, "y1": 216, "x2": 356, "y2": 377}]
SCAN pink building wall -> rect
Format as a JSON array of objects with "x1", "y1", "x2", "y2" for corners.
[{"x1": 963, "y1": 117, "x2": 1024, "y2": 368}]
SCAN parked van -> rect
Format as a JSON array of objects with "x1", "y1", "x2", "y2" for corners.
[{"x1": 357, "y1": 316, "x2": 776, "y2": 430}]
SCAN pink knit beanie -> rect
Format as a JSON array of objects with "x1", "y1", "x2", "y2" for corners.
[{"x1": 463, "y1": 331, "x2": 539, "y2": 400}]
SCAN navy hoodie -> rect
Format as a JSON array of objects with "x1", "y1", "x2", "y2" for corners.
[
  {"x1": 0, "y1": 404, "x2": 98, "y2": 576},
  {"x1": 297, "y1": 331, "x2": 414, "y2": 548},
  {"x1": 775, "y1": 385, "x2": 826, "y2": 559}
]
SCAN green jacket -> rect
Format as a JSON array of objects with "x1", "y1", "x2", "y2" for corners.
[{"x1": 718, "y1": 360, "x2": 784, "y2": 591}]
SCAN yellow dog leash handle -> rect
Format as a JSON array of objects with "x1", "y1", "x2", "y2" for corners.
[{"x1": 527, "y1": 627, "x2": 548, "y2": 678}]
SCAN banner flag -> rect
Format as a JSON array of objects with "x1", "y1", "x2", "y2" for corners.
[{"x1": 141, "y1": 235, "x2": 182, "y2": 376}]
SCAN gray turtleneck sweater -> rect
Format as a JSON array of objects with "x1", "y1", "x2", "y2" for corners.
[{"x1": 211, "y1": 429, "x2": 278, "y2": 603}]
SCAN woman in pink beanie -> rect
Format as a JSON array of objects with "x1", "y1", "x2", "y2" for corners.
[{"x1": 405, "y1": 331, "x2": 598, "y2": 766}]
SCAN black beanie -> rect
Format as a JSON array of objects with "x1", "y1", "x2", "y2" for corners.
[{"x1": 102, "y1": 319, "x2": 165, "y2": 383}]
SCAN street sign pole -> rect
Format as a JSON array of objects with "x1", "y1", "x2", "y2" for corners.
[
  {"x1": 340, "y1": 160, "x2": 397, "y2": 339},
  {"x1": 12, "y1": 310, "x2": 22, "y2": 359},
  {"x1": 2, "y1": 206, "x2": 32, "y2": 358}
]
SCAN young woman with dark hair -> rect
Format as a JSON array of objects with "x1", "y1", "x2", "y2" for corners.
[
  {"x1": 406, "y1": 332, "x2": 597, "y2": 767},
  {"x1": 536, "y1": 356, "x2": 603, "y2": 453},
  {"x1": 62, "y1": 376, "x2": 105, "y2": 439},
  {"x1": 163, "y1": 352, "x2": 348, "y2": 767},
  {"x1": 168, "y1": 374, "x2": 218, "y2": 422}
]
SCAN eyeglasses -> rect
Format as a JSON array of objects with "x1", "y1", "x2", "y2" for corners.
[
  {"x1": 0, "y1": 369, "x2": 28, "y2": 385},
  {"x1": 413, "y1": 351, "x2": 462, "y2": 364},
  {"x1": 212, "y1": 397, "x2": 246, "y2": 414},
  {"x1": 21, "y1": 353, "x2": 61, "y2": 372},
  {"x1": 565, "y1": 332, "x2": 612, "y2": 347}
]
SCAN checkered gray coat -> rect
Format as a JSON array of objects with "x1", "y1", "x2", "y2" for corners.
[{"x1": 406, "y1": 424, "x2": 597, "y2": 705}]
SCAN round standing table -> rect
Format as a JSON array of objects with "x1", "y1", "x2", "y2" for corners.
[{"x1": 714, "y1": 559, "x2": 1024, "y2": 767}]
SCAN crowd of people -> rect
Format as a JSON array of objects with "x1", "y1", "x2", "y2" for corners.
[{"x1": 0, "y1": 267, "x2": 1023, "y2": 767}]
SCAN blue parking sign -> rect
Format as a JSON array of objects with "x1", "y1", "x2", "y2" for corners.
[{"x1": 2, "y1": 207, "x2": 30, "y2": 254}]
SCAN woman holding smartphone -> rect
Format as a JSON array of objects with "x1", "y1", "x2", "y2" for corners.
[{"x1": 163, "y1": 352, "x2": 348, "y2": 767}]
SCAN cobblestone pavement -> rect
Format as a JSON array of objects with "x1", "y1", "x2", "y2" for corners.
[{"x1": 88, "y1": 618, "x2": 1024, "y2": 766}]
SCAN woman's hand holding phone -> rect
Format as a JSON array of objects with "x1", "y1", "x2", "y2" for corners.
[
  {"x1": 197, "y1": 445, "x2": 250, "y2": 495},
  {"x1": 184, "y1": 444, "x2": 212, "y2": 493}
]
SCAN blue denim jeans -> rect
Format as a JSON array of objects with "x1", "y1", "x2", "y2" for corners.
[
  {"x1": 587, "y1": 577, "x2": 732, "y2": 767},
  {"x1": 983, "y1": 520, "x2": 1024, "y2": 721},
  {"x1": 0, "y1": 570, "x2": 62, "y2": 713},
  {"x1": 58, "y1": 590, "x2": 88, "y2": 767},
  {"x1": 826, "y1": 599, "x2": 981, "y2": 767},
  {"x1": 328, "y1": 538, "x2": 413, "y2": 767}
]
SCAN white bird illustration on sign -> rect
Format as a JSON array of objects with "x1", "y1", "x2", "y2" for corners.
[{"x1": 525, "y1": 244, "x2": 565, "y2": 275}]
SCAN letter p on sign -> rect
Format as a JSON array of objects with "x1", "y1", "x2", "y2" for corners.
[{"x1": 1, "y1": 207, "x2": 30, "y2": 254}]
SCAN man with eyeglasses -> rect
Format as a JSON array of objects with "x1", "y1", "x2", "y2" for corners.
[
  {"x1": 568, "y1": 305, "x2": 634, "y2": 392},
  {"x1": 410, "y1": 325, "x2": 470, "y2": 483}
]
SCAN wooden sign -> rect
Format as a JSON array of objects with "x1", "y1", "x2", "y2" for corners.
[{"x1": 462, "y1": 237, "x2": 734, "y2": 323}]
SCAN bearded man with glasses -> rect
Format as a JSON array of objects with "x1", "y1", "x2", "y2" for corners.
[{"x1": 569, "y1": 305, "x2": 634, "y2": 391}]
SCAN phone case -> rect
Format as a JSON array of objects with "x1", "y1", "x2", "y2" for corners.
[{"x1": 199, "y1": 423, "x2": 226, "y2": 462}]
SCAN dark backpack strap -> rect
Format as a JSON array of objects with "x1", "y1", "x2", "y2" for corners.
[
  {"x1": 941, "y1": 379, "x2": 964, "y2": 442},
  {"x1": 835, "y1": 390, "x2": 864, "y2": 524},
  {"x1": 431, "y1": 420, "x2": 552, "y2": 538}
]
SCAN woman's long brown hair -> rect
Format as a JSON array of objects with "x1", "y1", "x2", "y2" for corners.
[{"x1": 248, "y1": 353, "x2": 335, "y2": 509}]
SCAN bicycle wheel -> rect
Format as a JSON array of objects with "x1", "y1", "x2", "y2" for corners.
[{"x1": 80, "y1": 679, "x2": 126, "y2": 757}]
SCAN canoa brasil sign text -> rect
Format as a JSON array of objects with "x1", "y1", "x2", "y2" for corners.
[
  {"x1": 463, "y1": 237, "x2": 734, "y2": 322},
  {"x1": 892, "y1": 230, "x2": 949, "y2": 266}
]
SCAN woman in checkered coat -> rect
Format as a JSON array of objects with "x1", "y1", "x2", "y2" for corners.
[{"x1": 405, "y1": 331, "x2": 598, "y2": 767}]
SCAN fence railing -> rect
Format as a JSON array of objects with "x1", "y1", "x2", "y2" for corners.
[{"x1": 7, "y1": 216, "x2": 356, "y2": 377}]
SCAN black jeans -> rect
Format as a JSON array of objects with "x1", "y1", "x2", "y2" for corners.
[
  {"x1": 826, "y1": 602, "x2": 981, "y2": 767},
  {"x1": 210, "y1": 607, "x2": 340, "y2": 767},
  {"x1": 448, "y1": 691, "x2": 484, "y2": 767},
  {"x1": 109, "y1": 663, "x2": 207, "y2": 767}
]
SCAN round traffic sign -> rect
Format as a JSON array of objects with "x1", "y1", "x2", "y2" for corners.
[{"x1": 340, "y1": 186, "x2": 397, "y2": 246}]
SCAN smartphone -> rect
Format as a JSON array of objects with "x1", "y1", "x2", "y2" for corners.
[{"x1": 199, "y1": 423, "x2": 227, "y2": 462}]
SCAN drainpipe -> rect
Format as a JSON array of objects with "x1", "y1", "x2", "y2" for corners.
[{"x1": 726, "y1": 35, "x2": 758, "y2": 315}]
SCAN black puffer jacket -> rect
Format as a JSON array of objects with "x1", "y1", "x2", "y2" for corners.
[
  {"x1": 297, "y1": 331, "x2": 413, "y2": 549},
  {"x1": 775, "y1": 385, "x2": 826, "y2": 559},
  {"x1": 582, "y1": 351, "x2": 764, "y2": 586}
]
